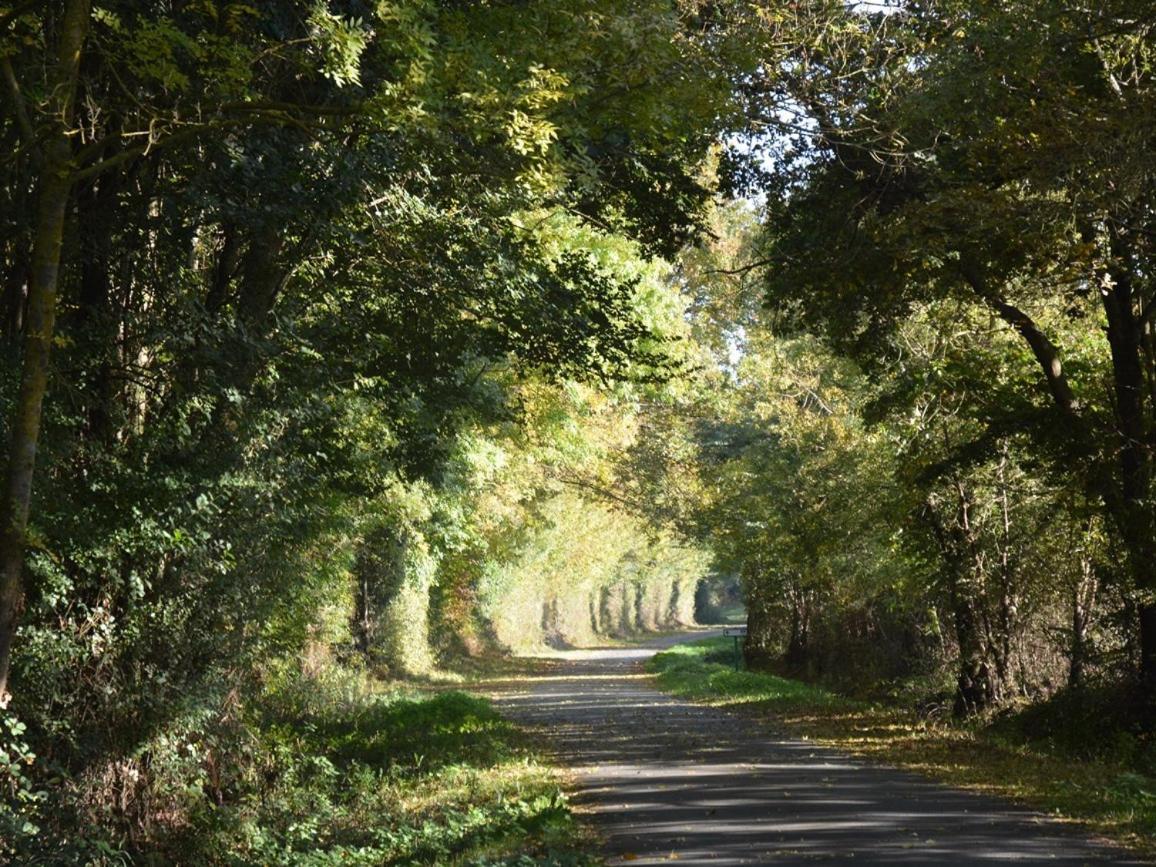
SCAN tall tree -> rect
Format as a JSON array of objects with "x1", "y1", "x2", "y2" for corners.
[
  {"x1": 0, "y1": 0, "x2": 90, "y2": 703},
  {"x1": 738, "y1": 0, "x2": 1156, "y2": 704}
]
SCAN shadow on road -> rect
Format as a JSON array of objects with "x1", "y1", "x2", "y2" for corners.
[{"x1": 487, "y1": 633, "x2": 1147, "y2": 866}]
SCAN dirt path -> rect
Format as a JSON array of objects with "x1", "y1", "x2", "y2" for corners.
[{"x1": 486, "y1": 632, "x2": 1147, "y2": 866}]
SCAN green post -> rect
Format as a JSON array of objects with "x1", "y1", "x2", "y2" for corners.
[{"x1": 724, "y1": 626, "x2": 746, "y2": 671}]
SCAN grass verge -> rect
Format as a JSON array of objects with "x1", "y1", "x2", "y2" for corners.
[
  {"x1": 649, "y1": 637, "x2": 1156, "y2": 858},
  {"x1": 140, "y1": 673, "x2": 598, "y2": 866}
]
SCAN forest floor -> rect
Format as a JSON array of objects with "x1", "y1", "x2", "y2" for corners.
[{"x1": 479, "y1": 631, "x2": 1149, "y2": 866}]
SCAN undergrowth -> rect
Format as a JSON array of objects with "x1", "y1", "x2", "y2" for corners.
[
  {"x1": 3, "y1": 667, "x2": 597, "y2": 866},
  {"x1": 649, "y1": 636, "x2": 1156, "y2": 857}
]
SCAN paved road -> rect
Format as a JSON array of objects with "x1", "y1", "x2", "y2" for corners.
[{"x1": 488, "y1": 632, "x2": 1147, "y2": 866}]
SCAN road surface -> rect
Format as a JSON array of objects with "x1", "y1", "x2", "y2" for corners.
[{"x1": 489, "y1": 633, "x2": 1146, "y2": 865}]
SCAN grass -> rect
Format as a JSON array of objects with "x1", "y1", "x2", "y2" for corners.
[
  {"x1": 649, "y1": 637, "x2": 1156, "y2": 858},
  {"x1": 703, "y1": 603, "x2": 748, "y2": 625},
  {"x1": 140, "y1": 674, "x2": 599, "y2": 866}
]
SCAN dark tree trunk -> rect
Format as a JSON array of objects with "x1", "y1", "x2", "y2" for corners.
[
  {"x1": 350, "y1": 527, "x2": 398, "y2": 664},
  {"x1": 1141, "y1": 606, "x2": 1156, "y2": 699},
  {"x1": 926, "y1": 483, "x2": 1000, "y2": 717},
  {"x1": 990, "y1": 447, "x2": 1017, "y2": 697},
  {"x1": 352, "y1": 569, "x2": 375, "y2": 657},
  {"x1": 742, "y1": 569, "x2": 777, "y2": 669},
  {"x1": 954, "y1": 481, "x2": 999, "y2": 715},
  {"x1": 1068, "y1": 552, "x2": 1097, "y2": 689},
  {"x1": 1100, "y1": 231, "x2": 1156, "y2": 702},
  {"x1": 237, "y1": 225, "x2": 287, "y2": 335},
  {"x1": 0, "y1": 0, "x2": 91, "y2": 703},
  {"x1": 1069, "y1": 593, "x2": 1088, "y2": 689},
  {"x1": 1069, "y1": 609, "x2": 1086, "y2": 688},
  {"x1": 205, "y1": 223, "x2": 242, "y2": 315},
  {"x1": 784, "y1": 586, "x2": 810, "y2": 673},
  {"x1": 952, "y1": 593, "x2": 997, "y2": 716},
  {"x1": 76, "y1": 170, "x2": 121, "y2": 444}
]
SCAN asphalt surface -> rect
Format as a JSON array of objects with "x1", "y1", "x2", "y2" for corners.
[{"x1": 488, "y1": 632, "x2": 1148, "y2": 866}]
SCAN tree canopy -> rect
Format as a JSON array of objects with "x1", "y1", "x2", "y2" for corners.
[{"x1": 3, "y1": 0, "x2": 1156, "y2": 860}]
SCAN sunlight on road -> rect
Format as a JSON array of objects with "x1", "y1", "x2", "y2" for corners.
[{"x1": 491, "y1": 633, "x2": 1143, "y2": 866}]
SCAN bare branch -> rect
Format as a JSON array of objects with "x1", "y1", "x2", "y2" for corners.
[{"x1": 705, "y1": 258, "x2": 772, "y2": 277}]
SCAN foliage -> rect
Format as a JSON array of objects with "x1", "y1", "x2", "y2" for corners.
[
  {"x1": 729, "y1": 0, "x2": 1156, "y2": 705},
  {"x1": 0, "y1": 0, "x2": 733, "y2": 856},
  {"x1": 4, "y1": 0, "x2": 1155, "y2": 857},
  {"x1": 0, "y1": 710, "x2": 44, "y2": 860},
  {"x1": 7, "y1": 668, "x2": 594, "y2": 864}
]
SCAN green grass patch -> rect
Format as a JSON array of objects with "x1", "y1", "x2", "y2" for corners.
[
  {"x1": 648, "y1": 638, "x2": 846, "y2": 710},
  {"x1": 152, "y1": 678, "x2": 597, "y2": 866},
  {"x1": 650, "y1": 637, "x2": 1156, "y2": 858},
  {"x1": 707, "y1": 604, "x2": 748, "y2": 625}
]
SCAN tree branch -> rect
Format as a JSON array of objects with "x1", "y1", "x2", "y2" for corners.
[
  {"x1": 705, "y1": 258, "x2": 772, "y2": 276},
  {"x1": 70, "y1": 110, "x2": 335, "y2": 182},
  {"x1": 218, "y1": 100, "x2": 363, "y2": 117},
  {"x1": 958, "y1": 261, "x2": 1078, "y2": 416},
  {"x1": 0, "y1": 56, "x2": 36, "y2": 148},
  {"x1": 552, "y1": 470, "x2": 648, "y2": 514}
]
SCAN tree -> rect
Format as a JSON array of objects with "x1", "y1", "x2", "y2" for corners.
[
  {"x1": 737, "y1": 0, "x2": 1156, "y2": 705},
  {"x1": 0, "y1": 0, "x2": 90, "y2": 705},
  {"x1": 0, "y1": 0, "x2": 740, "y2": 702}
]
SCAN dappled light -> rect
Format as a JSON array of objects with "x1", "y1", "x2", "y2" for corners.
[
  {"x1": 492, "y1": 637, "x2": 1144, "y2": 865},
  {"x1": 490, "y1": 638, "x2": 1146, "y2": 867},
  {"x1": 2, "y1": 0, "x2": 1155, "y2": 862}
]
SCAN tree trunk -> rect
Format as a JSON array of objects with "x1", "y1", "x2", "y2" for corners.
[
  {"x1": 991, "y1": 446, "x2": 1017, "y2": 696},
  {"x1": 952, "y1": 591, "x2": 997, "y2": 716},
  {"x1": 1099, "y1": 231, "x2": 1156, "y2": 701},
  {"x1": 76, "y1": 170, "x2": 121, "y2": 444},
  {"x1": 1141, "y1": 605, "x2": 1156, "y2": 699},
  {"x1": 352, "y1": 569, "x2": 375, "y2": 657},
  {"x1": 742, "y1": 567, "x2": 777, "y2": 669},
  {"x1": 1069, "y1": 599, "x2": 1086, "y2": 689},
  {"x1": 206, "y1": 223, "x2": 242, "y2": 315},
  {"x1": 1068, "y1": 557, "x2": 1095, "y2": 693},
  {"x1": 927, "y1": 483, "x2": 999, "y2": 717},
  {"x1": 237, "y1": 225, "x2": 287, "y2": 334},
  {"x1": 784, "y1": 583, "x2": 810, "y2": 674},
  {"x1": 0, "y1": 0, "x2": 90, "y2": 703}
]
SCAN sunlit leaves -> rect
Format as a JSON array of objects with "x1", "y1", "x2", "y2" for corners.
[{"x1": 307, "y1": 3, "x2": 372, "y2": 87}]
